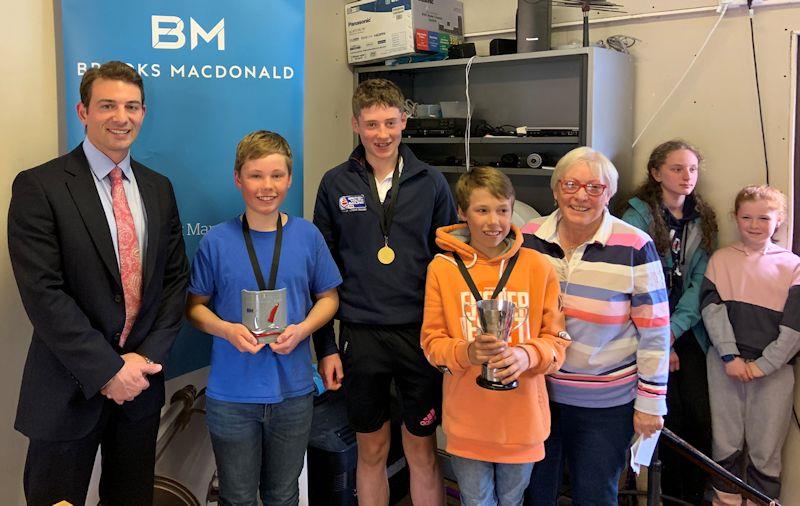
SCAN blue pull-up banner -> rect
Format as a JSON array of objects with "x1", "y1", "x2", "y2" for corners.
[{"x1": 59, "y1": 0, "x2": 306, "y2": 377}]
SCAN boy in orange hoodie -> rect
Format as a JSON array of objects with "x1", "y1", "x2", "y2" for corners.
[{"x1": 421, "y1": 167, "x2": 569, "y2": 505}]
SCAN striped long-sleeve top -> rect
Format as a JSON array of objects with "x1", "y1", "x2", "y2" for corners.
[
  {"x1": 521, "y1": 210, "x2": 670, "y2": 415},
  {"x1": 700, "y1": 242, "x2": 800, "y2": 375}
]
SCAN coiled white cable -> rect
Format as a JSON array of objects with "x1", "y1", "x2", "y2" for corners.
[
  {"x1": 465, "y1": 55, "x2": 478, "y2": 172},
  {"x1": 632, "y1": 3, "x2": 729, "y2": 148}
]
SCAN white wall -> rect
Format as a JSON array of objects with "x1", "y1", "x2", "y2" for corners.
[
  {"x1": 0, "y1": 1, "x2": 59, "y2": 504},
  {"x1": 304, "y1": 0, "x2": 355, "y2": 218}
]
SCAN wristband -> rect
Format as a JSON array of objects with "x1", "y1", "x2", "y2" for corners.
[{"x1": 721, "y1": 354, "x2": 737, "y2": 363}]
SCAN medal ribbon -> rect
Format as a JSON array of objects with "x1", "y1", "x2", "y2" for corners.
[
  {"x1": 366, "y1": 156, "x2": 401, "y2": 249},
  {"x1": 242, "y1": 213, "x2": 283, "y2": 291},
  {"x1": 453, "y1": 251, "x2": 520, "y2": 302}
]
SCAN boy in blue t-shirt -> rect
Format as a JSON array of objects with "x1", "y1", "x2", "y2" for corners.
[{"x1": 186, "y1": 131, "x2": 342, "y2": 505}]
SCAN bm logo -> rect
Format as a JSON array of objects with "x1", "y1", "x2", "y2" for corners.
[{"x1": 152, "y1": 15, "x2": 225, "y2": 50}]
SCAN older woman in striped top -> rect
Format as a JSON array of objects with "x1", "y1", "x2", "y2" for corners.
[{"x1": 522, "y1": 147, "x2": 671, "y2": 506}]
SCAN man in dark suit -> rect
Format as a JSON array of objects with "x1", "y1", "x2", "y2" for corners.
[{"x1": 8, "y1": 61, "x2": 188, "y2": 506}]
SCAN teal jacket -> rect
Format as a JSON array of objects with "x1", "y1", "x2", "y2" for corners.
[{"x1": 621, "y1": 197, "x2": 711, "y2": 353}]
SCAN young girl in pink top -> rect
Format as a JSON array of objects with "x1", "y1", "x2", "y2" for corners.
[{"x1": 700, "y1": 185, "x2": 800, "y2": 504}]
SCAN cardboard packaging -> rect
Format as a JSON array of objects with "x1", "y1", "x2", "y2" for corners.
[{"x1": 346, "y1": 0, "x2": 464, "y2": 65}]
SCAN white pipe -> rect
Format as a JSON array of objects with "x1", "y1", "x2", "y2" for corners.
[
  {"x1": 787, "y1": 31, "x2": 799, "y2": 250},
  {"x1": 463, "y1": 0, "x2": 800, "y2": 38},
  {"x1": 552, "y1": 5, "x2": 725, "y2": 30},
  {"x1": 465, "y1": 28, "x2": 515, "y2": 37},
  {"x1": 632, "y1": 3, "x2": 730, "y2": 147}
]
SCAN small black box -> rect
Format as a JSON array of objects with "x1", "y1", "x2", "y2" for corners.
[
  {"x1": 307, "y1": 389, "x2": 411, "y2": 504},
  {"x1": 308, "y1": 390, "x2": 357, "y2": 505},
  {"x1": 448, "y1": 43, "x2": 476, "y2": 59},
  {"x1": 490, "y1": 39, "x2": 517, "y2": 56}
]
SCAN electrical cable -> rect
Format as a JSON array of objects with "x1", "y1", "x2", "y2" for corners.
[
  {"x1": 465, "y1": 55, "x2": 478, "y2": 172},
  {"x1": 403, "y1": 98, "x2": 418, "y2": 118},
  {"x1": 603, "y1": 34, "x2": 639, "y2": 54},
  {"x1": 747, "y1": 1, "x2": 770, "y2": 184},
  {"x1": 474, "y1": 122, "x2": 517, "y2": 137},
  {"x1": 632, "y1": 3, "x2": 729, "y2": 148}
]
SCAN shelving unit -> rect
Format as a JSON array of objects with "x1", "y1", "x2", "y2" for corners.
[
  {"x1": 403, "y1": 137, "x2": 580, "y2": 145},
  {"x1": 434, "y1": 166, "x2": 554, "y2": 177},
  {"x1": 354, "y1": 47, "x2": 633, "y2": 214}
]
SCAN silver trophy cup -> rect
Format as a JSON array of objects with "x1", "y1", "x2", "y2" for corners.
[{"x1": 471, "y1": 299, "x2": 528, "y2": 391}]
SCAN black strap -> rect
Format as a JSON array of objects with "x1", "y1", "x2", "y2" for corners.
[
  {"x1": 366, "y1": 156, "x2": 401, "y2": 241},
  {"x1": 242, "y1": 213, "x2": 283, "y2": 291},
  {"x1": 453, "y1": 251, "x2": 519, "y2": 301}
]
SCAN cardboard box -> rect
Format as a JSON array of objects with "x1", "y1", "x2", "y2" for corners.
[{"x1": 346, "y1": 0, "x2": 464, "y2": 65}]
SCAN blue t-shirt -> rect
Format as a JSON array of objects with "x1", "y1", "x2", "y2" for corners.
[{"x1": 189, "y1": 215, "x2": 342, "y2": 403}]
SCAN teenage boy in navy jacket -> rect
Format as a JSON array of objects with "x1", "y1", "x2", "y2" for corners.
[{"x1": 313, "y1": 78, "x2": 457, "y2": 505}]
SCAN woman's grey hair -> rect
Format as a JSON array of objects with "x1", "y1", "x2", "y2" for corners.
[{"x1": 550, "y1": 146, "x2": 619, "y2": 198}]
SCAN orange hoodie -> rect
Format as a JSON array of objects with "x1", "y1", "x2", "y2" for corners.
[{"x1": 422, "y1": 223, "x2": 568, "y2": 463}]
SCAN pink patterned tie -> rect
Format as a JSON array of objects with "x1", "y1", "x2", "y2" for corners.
[{"x1": 109, "y1": 167, "x2": 142, "y2": 347}]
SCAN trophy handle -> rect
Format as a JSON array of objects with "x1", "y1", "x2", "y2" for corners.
[
  {"x1": 463, "y1": 302, "x2": 480, "y2": 327},
  {"x1": 510, "y1": 306, "x2": 529, "y2": 334},
  {"x1": 463, "y1": 304, "x2": 476, "y2": 325}
]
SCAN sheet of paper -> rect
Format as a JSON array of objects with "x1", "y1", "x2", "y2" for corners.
[{"x1": 630, "y1": 430, "x2": 661, "y2": 475}]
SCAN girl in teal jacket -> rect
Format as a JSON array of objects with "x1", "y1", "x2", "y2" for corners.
[{"x1": 619, "y1": 139, "x2": 718, "y2": 504}]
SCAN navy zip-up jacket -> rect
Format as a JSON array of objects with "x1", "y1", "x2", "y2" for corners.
[{"x1": 311, "y1": 144, "x2": 457, "y2": 357}]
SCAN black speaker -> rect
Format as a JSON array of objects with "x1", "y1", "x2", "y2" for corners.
[
  {"x1": 500, "y1": 153, "x2": 520, "y2": 167},
  {"x1": 490, "y1": 39, "x2": 517, "y2": 56},
  {"x1": 516, "y1": 0, "x2": 552, "y2": 53}
]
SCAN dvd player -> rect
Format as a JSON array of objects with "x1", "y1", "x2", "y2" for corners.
[
  {"x1": 516, "y1": 126, "x2": 580, "y2": 137},
  {"x1": 404, "y1": 118, "x2": 468, "y2": 138}
]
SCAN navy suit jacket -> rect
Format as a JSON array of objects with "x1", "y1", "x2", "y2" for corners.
[{"x1": 8, "y1": 144, "x2": 189, "y2": 441}]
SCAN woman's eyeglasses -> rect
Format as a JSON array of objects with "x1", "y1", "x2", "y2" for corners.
[{"x1": 559, "y1": 179, "x2": 607, "y2": 197}]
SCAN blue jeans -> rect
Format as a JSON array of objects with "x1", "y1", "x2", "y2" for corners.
[
  {"x1": 206, "y1": 393, "x2": 313, "y2": 506},
  {"x1": 525, "y1": 401, "x2": 634, "y2": 506},
  {"x1": 451, "y1": 455, "x2": 534, "y2": 506}
]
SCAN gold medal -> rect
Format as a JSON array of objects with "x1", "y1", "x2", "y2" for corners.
[
  {"x1": 377, "y1": 245, "x2": 395, "y2": 265},
  {"x1": 369, "y1": 164, "x2": 400, "y2": 267}
]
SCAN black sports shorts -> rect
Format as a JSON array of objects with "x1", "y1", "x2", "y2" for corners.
[{"x1": 339, "y1": 322, "x2": 442, "y2": 437}]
